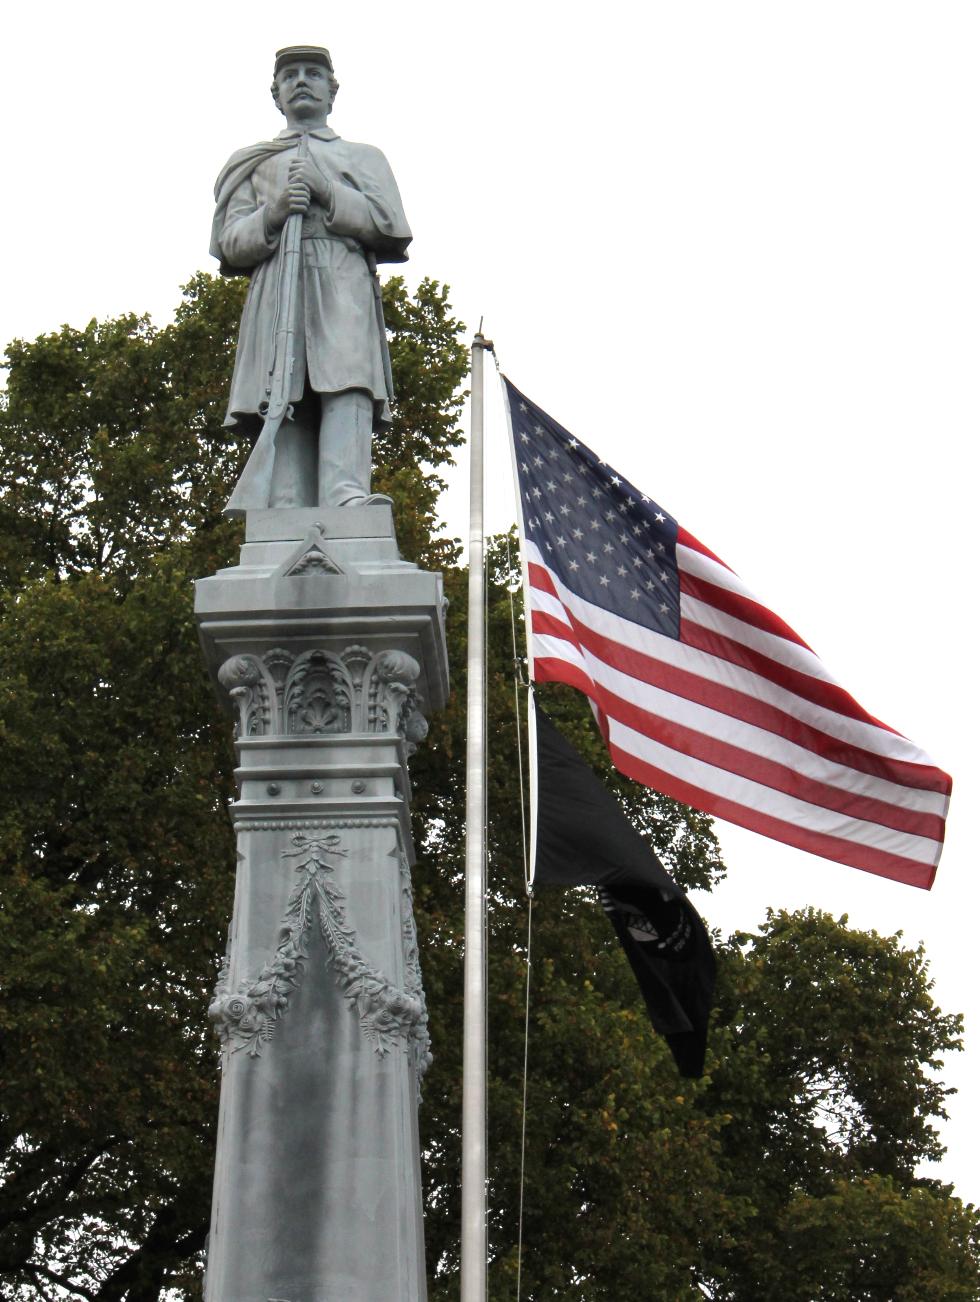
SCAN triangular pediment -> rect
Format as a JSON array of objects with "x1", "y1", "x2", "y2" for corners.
[{"x1": 276, "y1": 525, "x2": 345, "y2": 578}]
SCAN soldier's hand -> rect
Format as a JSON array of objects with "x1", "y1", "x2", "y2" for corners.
[
  {"x1": 287, "y1": 178, "x2": 312, "y2": 213},
  {"x1": 268, "y1": 182, "x2": 310, "y2": 232},
  {"x1": 288, "y1": 158, "x2": 333, "y2": 208}
]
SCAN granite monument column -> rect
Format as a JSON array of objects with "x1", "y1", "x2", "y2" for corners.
[{"x1": 194, "y1": 46, "x2": 444, "y2": 1301}]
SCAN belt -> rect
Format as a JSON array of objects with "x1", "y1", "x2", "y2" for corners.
[{"x1": 300, "y1": 209, "x2": 360, "y2": 251}]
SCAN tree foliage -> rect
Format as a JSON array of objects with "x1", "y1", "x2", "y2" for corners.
[{"x1": 0, "y1": 275, "x2": 976, "y2": 1300}]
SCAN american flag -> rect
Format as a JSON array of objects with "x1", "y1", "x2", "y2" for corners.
[{"x1": 505, "y1": 378, "x2": 951, "y2": 890}]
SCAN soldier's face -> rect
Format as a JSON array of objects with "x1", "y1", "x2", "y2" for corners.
[{"x1": 276, "y1": 62, "x2": 331, "y2": 122}]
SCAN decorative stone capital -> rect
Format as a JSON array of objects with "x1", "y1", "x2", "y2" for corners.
[{"x1": 216, "y1": 644, "x2": 427, "y2": 742}]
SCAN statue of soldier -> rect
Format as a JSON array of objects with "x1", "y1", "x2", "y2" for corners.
[{"x1": 211, "y1": 45, "x2": 411, "y2": 510}]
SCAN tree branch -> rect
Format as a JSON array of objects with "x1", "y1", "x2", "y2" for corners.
[{"x1": 29, "y1": 1263, "x2": 98, "y2": 1302}]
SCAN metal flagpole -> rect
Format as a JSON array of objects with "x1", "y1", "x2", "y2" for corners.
[{"x1": 461, "y1": 329, "x2": 492, "y2": 1301}]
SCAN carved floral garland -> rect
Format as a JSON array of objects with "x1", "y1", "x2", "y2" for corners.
[{"x1": 209, "y1": 833, "x2": 430, "y2": 1081}]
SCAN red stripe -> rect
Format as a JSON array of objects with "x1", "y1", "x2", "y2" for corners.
[
  {"x1": 534, "y1": 657, "x2": 937, "y2": 887},
  {"x1": 605, "y1": 736, "x2": 937, "y2": 889},
  {"x1": 529, "y1": 600, "x2": 950, "y2": 796},
  {"x1": 532, "y1": 556, "x2": 904, "y2": 753},
  {"x1": 679, "y1": 614, "x2": 897, "y2": 734},
  {"x1": 529, "y1": 560, "x2": 562, "y2": 601},
  {"x1": 676, "y1": 526, "x2": 733, "y2": 572},
  {"x1": 534, "y1": 656, "x2": 596, "y2": 700},
  {"x1": 582, "y1": 675, "x2": 946, "y2": 842},
  {"x1": 679, "y1": 567, "x2": 812, "y2": 651}
]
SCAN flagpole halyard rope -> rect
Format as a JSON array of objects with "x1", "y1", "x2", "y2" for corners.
[
  {"x1": 502, "y1": 395, "x2": 535, "y2": 1299},
  {"x1": 505, "y1": 533, "x2": 531, "y2": 894},
  {"x1": 514, "y1": 891, "x2": 533, "y2": 1302}
]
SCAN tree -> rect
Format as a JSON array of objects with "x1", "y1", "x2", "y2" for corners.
[{"x1": 1, "y1": 276, "x2": 976, "y2": 1299}]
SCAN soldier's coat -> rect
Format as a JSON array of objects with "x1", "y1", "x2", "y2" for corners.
[{"x1": 212, "y1": 127, "x2": 411, "y2": 433}]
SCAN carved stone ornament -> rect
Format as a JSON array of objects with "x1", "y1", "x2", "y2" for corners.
[
  {"x1": 217, "y1": 645, "x2": 424, "y2": 741},
  {"x1": 280, "y1": 524, "x2": 344, "y2": 577},
  {"x1": 209, "y1": 833, "x2": 431, "y2": 1083},
  {"x1": 217, "y1": 655, "x2": 270, "y2": 737}
]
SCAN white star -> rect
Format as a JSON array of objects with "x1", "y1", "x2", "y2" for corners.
[
  {"x1": 546, "y1": 480, "x2": 557, "y2": 491},
  {"x1": 556, "y1": 536, "x2": 567, "y2": 548},
  {"x1": 562, "y1": 472, "x2": 573, "y2": 483},
  {"x1": 610, "y1": 475, "x2": 621, "y2": 487},
  {"x1": 519, "y1": 402, "x2": 528, "y2": 412},
  {"x1": 545, "y1": 542, "x2": 553, "y2": 552},
  {"x1": 626, "y1": 496, "x2": 635, "y2": 509},
  {"x1": 589, "y1": 519, "x2": 600, "y2": 531},
  {"x1": 572, "y1": 527, "x2": 584, "y2": 540},
  {"x1": 592, "y1": 487, "x2": 603, "y2": 498},
  {"x1": 533, "y1": 455, "x2": 544, "y2": 468},
  {"x1": 559, "y1": 504, "x2": 570, "y2": 516},
  {"x1": 576, "y1": 495, "x2": 587, "y2": 507},
  {"x1": 544, "y1": 510, "x2": 555, "y2": 522},
  {"x1": 630, "y1": 587, "x2": 641, "y2": 600},
  {"x1": 585, "y1": 551, "x2": 597, "y2": 564},
  {"x1": 632, "y1": 523, "x2": 643, "y2": 535},
  {"x1": 547, "y1": 448, "x2": 560, "y2": 460},
  {"x1": 569, "y1": 559, "x2": 580, "y2": 571},
  {"x1": 520, "y1": 431, "x2": 530, "y2": 443},
  {"x1": 659, "y1": 602, "x2": 669, "y2": 613},
  {"x1": 532, "y1": 487, "x2": 542, "y2": 499},
  {"x1": 599, "y1": 574, "x2": 611, "y2": 586},
  {"x1": 660, "y1": 570, "x2": 668, "y2": 582},
  {"x1": 645, "y1": 578, "x2": 655, "y2": 590},
  {"x1": 655, "y1": 511, "x2": 666, "y2": 523},
  {"x1": 641, "y1": 494, "x2": 650, "y2": 503},
  {"x1": 534, "y1": 423, "x2": 545, "y2": 435},
  {"x1": 521, "y1": 461, "x2": 530, "y2": 471},
  {"x1": 602, "y1": 542, "x2": 614, "y2": 554},
  {"x1": 656, "y1": 542, "x2": 665, "y2": 553},
  {"x1": 619, "y1": 531, "x2": 629, "y2": 545},
  {"x1": 616, "y1": 564, "x2": 627, "y2": 577},
  {"x1": 632, "y1": 556, "x2": 643, "y2": 568},
  {"x1": 568, "y1": 437, "x2": 579, "y2": 449}
]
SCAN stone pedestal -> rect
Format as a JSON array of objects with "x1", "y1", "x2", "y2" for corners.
[{"x1": 195, "y1": 506, "x2": 447, "y2": 1302}]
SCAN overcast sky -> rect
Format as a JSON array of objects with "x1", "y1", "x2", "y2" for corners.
[{"x1": 2, "y1": 1, "x2": 977, "y2": 1205}]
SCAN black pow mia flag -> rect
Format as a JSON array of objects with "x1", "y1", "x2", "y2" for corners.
[{"x1": 533, "y1": 703, "x2": 715, "y2": 1077}]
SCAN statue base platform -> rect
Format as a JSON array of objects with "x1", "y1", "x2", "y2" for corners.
[{"x1": 195, "y1": 506, "x2": 445, "y2": 1302}]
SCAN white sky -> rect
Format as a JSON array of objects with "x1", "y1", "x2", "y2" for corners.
[{"x1": 2, "y1": 1, "x2": 977, "y2": 1205}]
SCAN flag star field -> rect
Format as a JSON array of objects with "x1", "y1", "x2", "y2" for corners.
[{"x1": 511, "y1": 391, "x2": 681, "y2": 639}]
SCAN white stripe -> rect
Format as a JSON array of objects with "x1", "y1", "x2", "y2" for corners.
[
  {"x1": 676, "y1": 541, "x2": 790, "y2": 614},
  {"x1": 526, "y1": 542, "x2": 939, "y2": 769},
  {"x1": 605, "y1": 715, "x2": 941, "y2": 865},
  {"x1": 681, "y1": 592, "x2": 837, "y2": 685},
  {"x1": 535, "y1": 632, "x2": 590, "y2": 677},
  {"x1": 537, "y1": 632, "x2": 947, "y2": 818},
  {"x1": 532, "y1": 586, "x2": 574, "y2": 629}
]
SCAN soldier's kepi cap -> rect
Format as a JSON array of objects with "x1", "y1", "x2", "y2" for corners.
[{"x1": 274, "y1": 45, "x2": 334, "y2": 76}]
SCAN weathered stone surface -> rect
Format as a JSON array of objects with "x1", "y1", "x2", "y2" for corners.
[{"x1": 197, "y1": 504, "x2": 443, "y2": 1300}]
